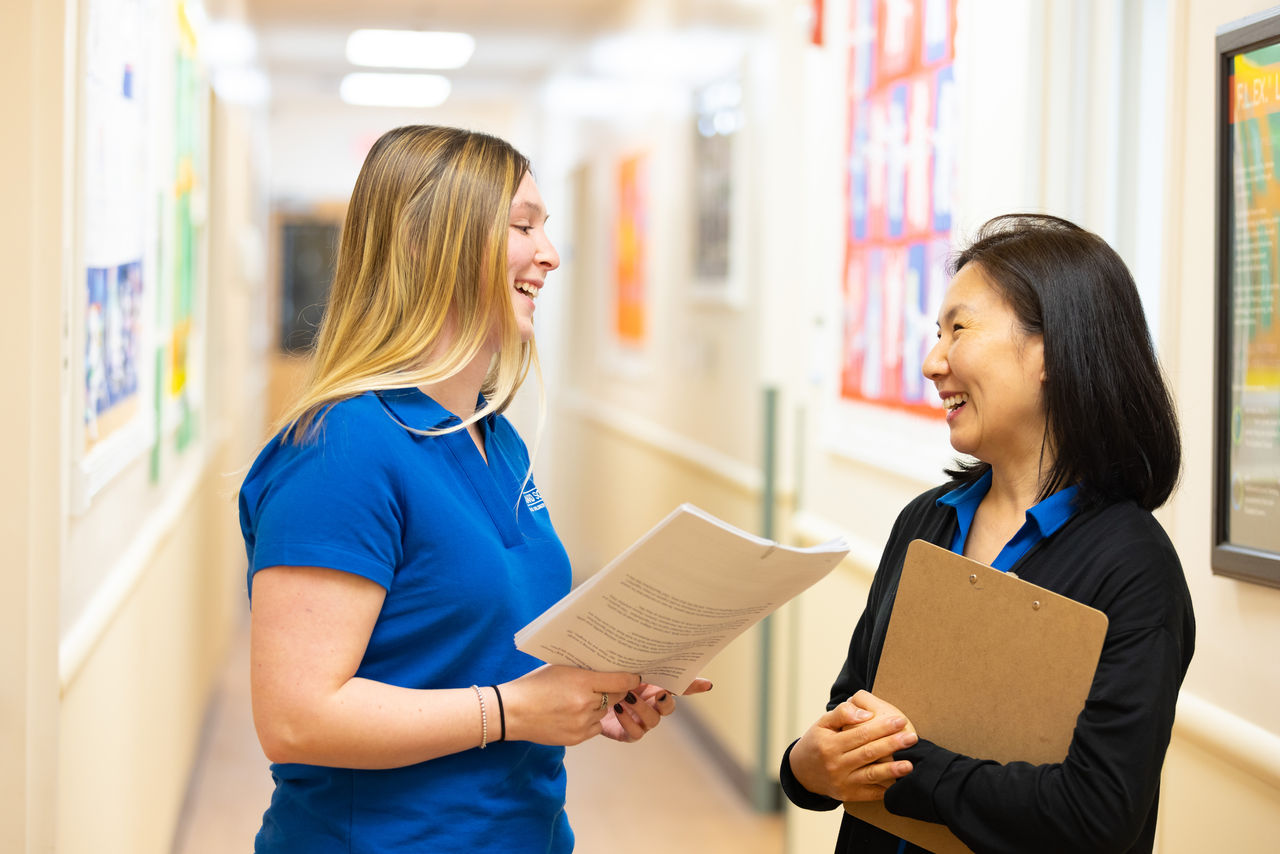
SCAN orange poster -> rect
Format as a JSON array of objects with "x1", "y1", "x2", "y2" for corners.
[{"x1": 615, "y1": 154, "x2": 647, "y2": 346}]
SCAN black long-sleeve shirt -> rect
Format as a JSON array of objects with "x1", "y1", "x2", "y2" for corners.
[{"x1": 780, "y1": 484, "x2": 1195, "y2": 854}]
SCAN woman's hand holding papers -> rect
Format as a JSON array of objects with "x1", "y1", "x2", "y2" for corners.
[
  {"x1": 789, "y1": 690, "x2": 917, "y2": 802},
  {"x1": 601, "y1": 678, "x2": 714, "y2": 743}
]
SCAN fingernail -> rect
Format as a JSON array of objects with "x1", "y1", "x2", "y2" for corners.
[
  {"x1": 901, "y1": 732, "x2": 918, "y2": 747},
  {"x1": 890, "y1": 716, "x2": 906, "y2": 728},
  {"x1": 853, "y1": 708, "x2": 873, "y2": 722},
  {"x1": 613, "y1": 703, "x2": 623, "y2": 714},
  {"x1": 624, "y1": 692, "x2": 637, "y2": 704},
  {"x1": 657, "y1": 693, "x2": 669, "y2": 702}
]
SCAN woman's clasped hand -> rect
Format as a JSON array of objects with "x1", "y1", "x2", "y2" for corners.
[{"x1": 788, "y1": 690, "x2": 916, "y2": 803}]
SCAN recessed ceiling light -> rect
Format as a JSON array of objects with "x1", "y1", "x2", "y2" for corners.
[
  {"x1": 345, "y1": 29, "x2": 475, "y2": 70},
  {"x1": 339, "y1": 72, "x2": 451, "y2": 107}
]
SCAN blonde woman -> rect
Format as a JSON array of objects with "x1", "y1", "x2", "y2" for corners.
[{"x1": 240, "y1": 125, "x2": 708, "y2": 853}]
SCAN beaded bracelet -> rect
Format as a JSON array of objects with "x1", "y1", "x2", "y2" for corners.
[
  {"x1": 471, "y1": 684, "x2": 488, "y2": 749},
  {"x1": 491, "y1": 684, "x2": 507, "y2": 742}
]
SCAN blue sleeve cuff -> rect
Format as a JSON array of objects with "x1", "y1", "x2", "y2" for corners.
[{"x1": 249, "y1": 540, "x2": 396, "y2": 593}]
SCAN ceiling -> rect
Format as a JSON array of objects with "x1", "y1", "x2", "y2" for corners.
[{"x1": 222, "y1": 0, "x2": 768, "y2": 107}]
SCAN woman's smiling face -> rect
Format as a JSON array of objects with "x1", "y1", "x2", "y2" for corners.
[
  {"x1": 505, "y1": 172, "x2": 559, "y2": 342},
  {"x1": 922, "y1": 263, "x2": 1048, "y2": 471}
]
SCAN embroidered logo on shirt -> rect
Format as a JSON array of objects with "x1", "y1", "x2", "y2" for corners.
[{"x1": 522, "y1": 484, "x2": 545, "y2": 512}]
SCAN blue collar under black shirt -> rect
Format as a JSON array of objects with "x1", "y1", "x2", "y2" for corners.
[{"x1": 937, "y1": 470, "x2": 1080, "y2": 571}]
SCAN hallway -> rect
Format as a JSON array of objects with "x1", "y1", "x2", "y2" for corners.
[
  {"x1": 8, "y1": 1, "x2": 1280, "y2": 850},
  {"x1": 171, "y1": 620, "x2": 787, "y2": 853}
]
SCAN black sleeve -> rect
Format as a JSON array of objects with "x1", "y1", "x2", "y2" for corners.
[
  {"x1": 780, "y1": 492, "x2": 942, "y2": 811},
  {"x1": 779, "y1": 739, "x2": 842, "y2": 812},
  {"x1": 882, "y1": 533, "x2": 1192, "y2": 854}
]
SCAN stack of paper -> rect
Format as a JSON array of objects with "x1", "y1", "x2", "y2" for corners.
[{"x1": 516, "y1": 503, "x2": 849, "y2": 693}]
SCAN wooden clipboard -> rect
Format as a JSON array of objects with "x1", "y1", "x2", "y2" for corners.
[{"x1": 844, "y1": 539, "x2": 1108, "y2": 854}]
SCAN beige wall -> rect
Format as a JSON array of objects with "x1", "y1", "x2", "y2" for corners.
[
  {"x1": 544, "y1": 119, "x2": 775, "y2": 789},
  {"x1": 1, "y1": 0, "x2": 68, "y2": 850},
  {"x1": 1157, "y1": 0, "x2": 1280, "y2": 848},
  {"x1": 0, "y1": 0, "x2": 271, "y2": 849},
  {"x1": 539, "y1": 1, "x2": 1280, "y2": 851}
]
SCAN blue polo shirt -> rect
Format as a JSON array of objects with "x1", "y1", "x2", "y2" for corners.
[
  {"x1": 936, "y1": 470, "x2": 1080, "y2": 570},
  {"x1": 239, "y1": 388, "x2": 574, "y2": 854}
]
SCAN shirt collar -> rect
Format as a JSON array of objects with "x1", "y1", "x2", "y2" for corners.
[
  {"x1": 936, "y1": 469, "x2": 1080, "y2": 539},
  {"x1": 937, "y1": 470, "x2": 991, "y2": 548},
  {"x1": 374, "y1": 388, "x2": 490, "y2": 432},
  {"x1": 1025, "y1": 482, "x2": 1079, "y2": 538}
]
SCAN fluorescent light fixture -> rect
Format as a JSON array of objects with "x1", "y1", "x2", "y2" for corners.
[
  {"x1": 541, "y1": 75, "x2": 688, "y2": 120},
  {"x1": 586, "y1": 30, "x2": 743, "y2": 83},
  {"x1": 212, "y1": 67, "x2": 271, "y2": 105},
  {"x1": 202, "y1": 20, "x2": 259, "y2": 67},
  {"x1": 345, "y1": 29, "x2": 475, "y2": 69},
  {"x1": 339, "y1": 72, "x2": 451, "y2": 107}
]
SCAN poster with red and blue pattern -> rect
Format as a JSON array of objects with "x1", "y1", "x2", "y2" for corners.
[{"x1": 840, "y1": 0, "x2": 957, "y2": 414}]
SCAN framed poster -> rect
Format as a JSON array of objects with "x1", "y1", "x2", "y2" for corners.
[
  {"x1": 691, "y1": 77, "x2": 744, "y2": 305},
  {"x1": 614, "y1": 152, "x2": 648, "y2": 348},
  {"x1": 839, "y1": 0, "x2": 957, "y2": 416},
  {"x1": 1213, "y1": 8, "x2": 1280, "y2": 588}
]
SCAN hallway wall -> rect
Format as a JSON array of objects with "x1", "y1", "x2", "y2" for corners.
[
  {"x1": 776, "y1": 1, "x2": 1280, "y2": 850},
  {"x1": 530, "y1": 2, "x2": 792, "y2": 809},
  {"x1": 1155, "y1": 0, "x2": 1280, "y2": 849},
  {"x1": 1, "y1": 1, "x2": 272, "y2": 850},
  {"x1": 5, "y1": 0, "x2": 1280, "y2": 851},
  {"x1": 533, "y1": 1, "x2": 1280, "y2": 851},
  {"x1": 52, "y1": 82, "x2": 270, "y2": 851},
  {"x1": 1, "y1": 0, "x2": 67, "y2": 849}
]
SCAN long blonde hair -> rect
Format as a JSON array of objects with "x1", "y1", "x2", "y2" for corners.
[{"x1": 278, "y1": 125, "x2": 534, "y2": 442}]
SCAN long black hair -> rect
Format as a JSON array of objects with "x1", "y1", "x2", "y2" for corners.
[{"x1": 944, "y1": 214, "x2": 1181, "y2": 511}]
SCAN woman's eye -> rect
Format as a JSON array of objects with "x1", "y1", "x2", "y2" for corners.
[{"x1": 511, "y1": 224, "x2": 533, "y2": 235}]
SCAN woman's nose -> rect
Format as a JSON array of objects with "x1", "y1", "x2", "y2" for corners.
[
  {"x1": 922, "y1": 338, "x2": 946, "y2": 380},
  {"x1": 536, "y1": 234, "x2": 560, "y2": 271}
]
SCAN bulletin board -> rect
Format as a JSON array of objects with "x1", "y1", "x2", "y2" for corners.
[
  {"x1": 1213, "y1": 8, "x2": 1280, "y2": 589},
  {"x1": 73, "y1": 0, "x2": 208, "y2": 512},
  {"x1": 839, "y1": 0, "x2": 957, "y2": 415}
]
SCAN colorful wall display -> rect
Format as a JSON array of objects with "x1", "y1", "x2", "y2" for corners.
[
  {"x1": 82, "y1": 0, "x2": 150, "y2": 450},
  {"x1": 1214, "y1": 14, "x2": 1280, "y2": 588},
  {"x1": 840, "y1": 0, "x2": 957, "y2": 414},
  {"x1": 76, "y1": 0, "x2": 208, "y2": 503},
  {"x1": 615, "y1": 153, "x2": 649, "y2": 347},
  {"x1": 169, "y1": 1, "x2": 204, "y2": 452}
]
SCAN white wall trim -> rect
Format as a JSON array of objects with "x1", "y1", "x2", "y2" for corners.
[
  {"x1": 790, "y1": 509, "x2": 882, "y2": 581},
  {"x1": 559, "y1": 390, "x2": 764, "y2": 498},
  {"x1": 1174, "y1": 691, "x2": 1280, "y2": 791},
  {"x1": 58, "y1": 449, "x2": 208, "y2": 694},
  {"x1": 822, "y1": 399, "x2": 958, "y2": 489}
]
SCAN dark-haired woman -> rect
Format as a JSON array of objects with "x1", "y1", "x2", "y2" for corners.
[{"x1": 780, "y1": 214, "x2": 1194, "y2": 853}]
